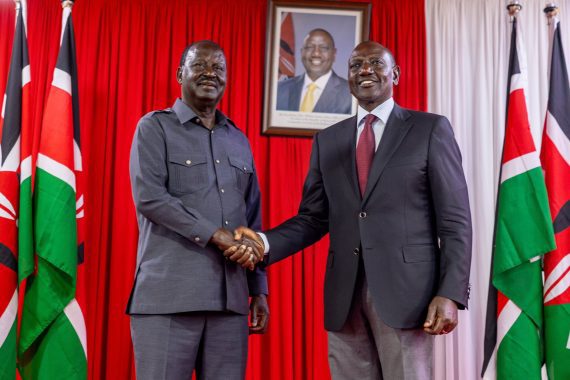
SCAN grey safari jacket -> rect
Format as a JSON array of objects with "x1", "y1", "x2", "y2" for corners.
[{"x1": 127, "y1": 99, "x2": 267, "y2": 316}]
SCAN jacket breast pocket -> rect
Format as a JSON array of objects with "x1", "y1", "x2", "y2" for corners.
[
  {"x1": 167, "y1": 154, "x2": 208, "y2": 194},
  {"x1": 229, "y1": 156, "x2": 253, "y2": 194}
]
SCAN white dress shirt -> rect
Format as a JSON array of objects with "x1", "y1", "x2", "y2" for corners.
[
  {"x1": 260, "y1": 97, "x2": 395, "y2": 253},
  {"x1": 355, "y1": 97, "x2": 394, "y2": 151},
  {"x1": 298, "y1": 70, "x2": 333, "y2": 110}
]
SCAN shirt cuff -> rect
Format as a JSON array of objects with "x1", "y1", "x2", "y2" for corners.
[
  {"x1": 189, "y1": 219, "x2": 219, "y2": 248},
  {"x1": 258, "y1": 232, "x2": 270, "y2": 254}
]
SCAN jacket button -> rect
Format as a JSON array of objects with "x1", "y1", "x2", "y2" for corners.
[
  {"x1": 353, "y1": 248, "x2": 360, "y2": 256},
  {"x1": 186, "y1": 160, "x2": 192, "y2": 165},
  {"x1": 359, "y1": 211, "x2": 367, "y2": 218}
]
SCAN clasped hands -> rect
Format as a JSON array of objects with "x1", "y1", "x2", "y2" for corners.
[{"x1": 210, "y1": 227, "x2": 264, "y2": 270}]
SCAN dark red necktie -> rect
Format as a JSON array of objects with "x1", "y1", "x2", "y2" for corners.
[{"x1": 356, "y1": 114, "x2": 377, "y2": 197}]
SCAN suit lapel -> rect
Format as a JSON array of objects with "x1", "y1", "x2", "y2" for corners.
[
  {"x1": 314, "y1": 72, "x2": 338, "y2": 112},
  {"x1": 362, "y1": 105, "x2": 413, "y2": 204},
  {"x1": 290, "y1": 75, "x2": 304, "y2": 110},
  {"x1": 335, "y1": 116, "x2": 360, "y2": 198}
]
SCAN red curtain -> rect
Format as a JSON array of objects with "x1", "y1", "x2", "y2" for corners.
[{"x1": 0, "y1": 0, "x2": 425, "y2": 379}]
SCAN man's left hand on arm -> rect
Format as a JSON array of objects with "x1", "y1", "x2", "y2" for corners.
[{"x1": 423, "y1": 296, "x2": 458, "y2": 335}]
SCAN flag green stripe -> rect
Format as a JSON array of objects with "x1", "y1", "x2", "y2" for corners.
[
  {"x1": 493, "y1": 163, "x2": 555, "y2": 379},
  {"x1": 34, "y1": 167, "x2": 77, "y2": 277},
  {"x1": 18, "y1": 176, "x2": 34, "y2": 283},
  {"x1": 0, "y1": 321, "x2": 17, "y2": 380},
  {"x1": 19, "y1": 311, "x2": 86, "y2": 380},
  {"x1": 494, "y1": 166, "x2": 555, "y2": 324},
  {"x1": 545, "y1": 304, "x2": 570, "y2": 379},
  {"x1": 19, "y1": 167, "x2": 77, "y2": 355},
  {"x1": 494, "y1": 166, "x2": 555, "y2": 276},
  {"x1": 495, "y1": 260, "x2": 544, "y2": 328},
  {"x1": 497, "y1": 311, "x2": 543, "y2": 379}
]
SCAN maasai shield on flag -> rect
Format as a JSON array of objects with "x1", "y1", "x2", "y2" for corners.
[
  {"x1": 18, "y1": 3, "x2": 86, "y2": 379},
  {"x1": 278, "y1": 12, "x2": 295, "y2": 80},
  {"x1": 0, "y1": 1, "x2": 32, "y2": 378},
  {"x1": 541, "y1": 12, "x2": 570, "y2": 380},
  {"x1": 482, "y1": 16, "x2": 556, "y2": 379}
]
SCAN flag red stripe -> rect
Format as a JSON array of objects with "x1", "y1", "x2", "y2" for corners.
[
  {"x1": 38, "y1": 86, "x2": 74, "y2": 170},
  {"x1": 503, "y1": 89, "x2": 538, "y2": 163},
  {"x1": 497, "y1": 291, "x2": 509, "y2": 316},
  {"x1": 541, "y1": 134, "x2": 570, "y2": 218}
]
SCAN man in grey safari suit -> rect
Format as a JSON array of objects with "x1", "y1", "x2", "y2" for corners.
[
  {"x1": 128, "y1": 40, "x2": 268, "y2": 380},
  {"x1": 229, "y1": 41, "x2": 472, "y2": 379}
]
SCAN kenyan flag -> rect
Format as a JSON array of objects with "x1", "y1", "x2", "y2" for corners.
[
  {"x1": 18, "y1": 3, "x2": 86, "y2": 379},
  {"x1": 0, "y1": 1, "x2": 32, "y2": 378},
  {"x1": 482, "y1": 16, "x2": 556, "y2": 379},
  {"x1": 541, "y1": 13, "x2": 570, "y2": 380}
]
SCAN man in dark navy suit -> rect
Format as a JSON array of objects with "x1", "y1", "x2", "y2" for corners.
[
  {"x1": 276, "y1": 28, "x2": 352, "y2": 114},
  {"x1": 229, "y1": 41, "x2": 472, "y2": 379}
]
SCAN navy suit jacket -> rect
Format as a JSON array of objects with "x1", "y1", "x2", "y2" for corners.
[
  {"x1": 265, "y1": 104, "x2": 472, "y2": 331},
  {"x1": 276, "y1": 71, "x2": 352, "y2": 114}
]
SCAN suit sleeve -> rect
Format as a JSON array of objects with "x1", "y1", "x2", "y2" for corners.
[
  {"x1": 265, "y1": 134, "x2": 330, "y2": 264},
  {"x1": 129, "y1": 115, "x2": 218, "y2": 247},
  {"x1": 428, "y1": 117, "x2": 472, "y2": 309},
  {"x1": 245, "y1": 157, "x2": 268, "y2": 296}
]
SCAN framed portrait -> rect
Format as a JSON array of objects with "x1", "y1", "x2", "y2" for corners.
[{"x1": 262, "y1": 0, "x2": 370, "y2": 136}]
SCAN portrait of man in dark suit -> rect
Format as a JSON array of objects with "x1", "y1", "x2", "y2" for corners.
[{"x1": 276, "y1": 28, "x2": 352, "y2": 114}]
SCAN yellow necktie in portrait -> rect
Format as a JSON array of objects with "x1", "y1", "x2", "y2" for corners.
[{"x1": 299, "y1": 82, "x2": 318, "y2": 112}]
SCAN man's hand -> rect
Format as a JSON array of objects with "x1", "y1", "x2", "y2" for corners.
[
  {"x1": 223, "y1": 226, "x2": 265, "y2": 266},
  {"x1": 233, "y1": 226, "x2": 265, "y2": 252},
  {"x1": 209, "y1": 228, "x2": 260, "y2": 270},
  {"x1": 423, "y1": 296, "x2": 458, "y2": 335},
  {"x1": 249, "y1": 294, "x2": 269, "y2": 334}
]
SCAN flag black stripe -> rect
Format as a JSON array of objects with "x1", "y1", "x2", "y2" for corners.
[
  {"x1": 55, "y1": 14, "x2": 81, "y2": 148},
  {"x1": 547, "y1": 24, "x2": 570, "y2": 142},
  {"x1": 1, "y1": 10, "x2": 28, "y2": 166},
  {"x1": 77, "y1": 242, "x2": 84, "y2": 265},
  {"x1": 553, "y1": 201, "x2": 570, "y2": 234},
  {"x1": 0, "y1": 243, "x2": 17, "y2": 272}
]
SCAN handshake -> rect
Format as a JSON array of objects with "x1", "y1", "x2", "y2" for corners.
[{"x1": 209, "y1": 226, "x2": 265, "y2": 270}]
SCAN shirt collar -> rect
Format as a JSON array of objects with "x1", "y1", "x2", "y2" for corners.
[
  {"x1": 172, "y1": 98, "x2": 228, "y2": 127},
  {"x1": 303, "y1": 70, "x2": 333, "y2": 90},
  {"x1": 356, "y1": 97, "x2": 395, "y2": 127}
]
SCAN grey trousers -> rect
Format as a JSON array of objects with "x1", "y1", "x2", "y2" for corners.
[
  {"x1": 328, "y1": 270, "x2": 433, "y2": 380},
  {"x1": 130, "y1": 311, "x2": 248, "y2": 380}
]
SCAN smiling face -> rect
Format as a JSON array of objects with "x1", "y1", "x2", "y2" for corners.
[
  {"x1": 176, "y1": 42, "x2": 227, "y2": 107},
  {"x1": 301, "y1": 30, "x2": 337, "y2": 81},
  {"x1": 348, "y1": 41, "x2": 400, "y2": 111}
]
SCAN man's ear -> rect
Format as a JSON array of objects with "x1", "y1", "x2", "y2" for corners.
[
  {"x1": 176, "y1": 67, "x2": 183, "y2": 84},
  {"x1": 393, "y1": 65, "x2": 401, "y2": 86}
]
